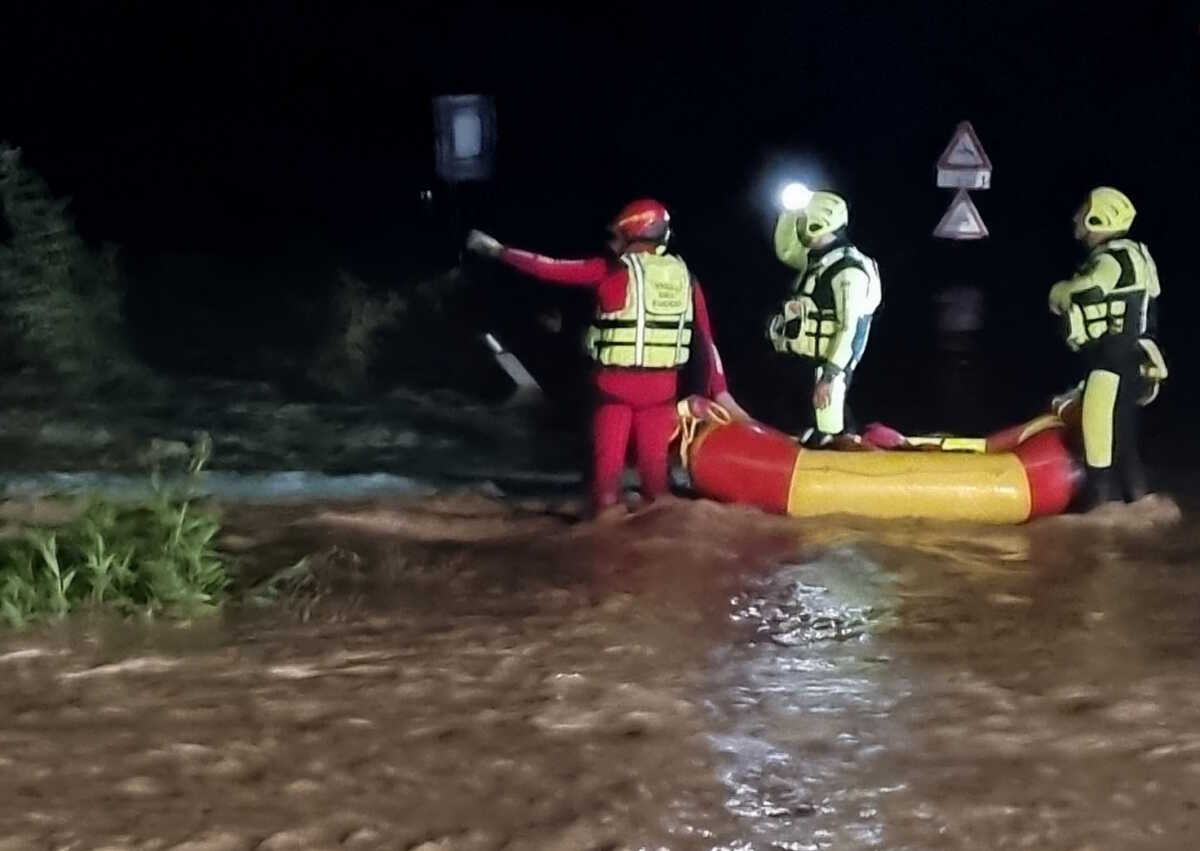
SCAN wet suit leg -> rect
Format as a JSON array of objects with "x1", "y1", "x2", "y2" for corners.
[
  {"x1": 631, "y1": 400, "x2": 677, "y2": 501},
  {"x1": 1115, "y1": 358, "x2": 1147, "y2": 502},
  {"x1": 841, "y1": 368, "x2": 859, "y2": 434},
  {"x1": 591, "y1": 400, "x2": 633, "y2": 512},
  {"x1": 808, "y1": 366, "x2": 848, "y2": 446},
  {"x1": 803, "y1": 316, "x2": 871, "y2": 447},
  {"x1": 1080, "y1": 344, "x2": 1145, "y2": 506},
  {"x1": 591, "y1": 368, "x2": 680, "y2": 512},
  {"x1": 839, "y1": 316, "x2": 871, "y2": 437}
]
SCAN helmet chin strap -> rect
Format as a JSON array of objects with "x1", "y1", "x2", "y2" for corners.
[
  {"x1": 620, "y1": 229, "x2": 670, "y2": 255},
  {"x1": 801, "y1": 229, "x2": 838, "y2": 250}
]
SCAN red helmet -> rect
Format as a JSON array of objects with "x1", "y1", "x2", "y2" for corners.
[{"x1": 609, "y1": 198, "x2": 671, "y2": 245}]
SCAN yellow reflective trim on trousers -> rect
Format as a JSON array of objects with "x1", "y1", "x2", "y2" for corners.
[{"x1": 1081, "y1": 369, "x2": 1120, "y2": 468}]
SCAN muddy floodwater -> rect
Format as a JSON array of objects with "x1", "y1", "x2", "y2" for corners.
[{"x1": 0, "y1": 491, "x2": 1197, "y2": 850}]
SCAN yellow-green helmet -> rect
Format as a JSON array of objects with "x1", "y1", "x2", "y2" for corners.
[
  {"x1": 1080, "y1": 186, "x2": 1136, "y2": 235},
  {"x1": 799, "y1": 191, "x2": 848, "y2": 246}
]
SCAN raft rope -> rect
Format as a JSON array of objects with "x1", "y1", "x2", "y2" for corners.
[{"x1": 672, "y1": 398, "x2": 732, "y2": 472}]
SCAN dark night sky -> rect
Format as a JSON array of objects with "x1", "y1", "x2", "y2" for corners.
[{"x1": 1, "y1": 1, "x2": 1197, "y2": 430}]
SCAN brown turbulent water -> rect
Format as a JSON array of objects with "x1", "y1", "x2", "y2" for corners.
[{"x1": 0, "y1": 491, "x2": 1196, "y2": 851}]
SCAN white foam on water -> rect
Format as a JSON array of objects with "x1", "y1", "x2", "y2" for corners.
[
  {"x1": 0, "y1": 467, "x2": 584, "y2": 502},
  {"x1": 0, "y1": 470, "x2": 438, "y2": 501}
]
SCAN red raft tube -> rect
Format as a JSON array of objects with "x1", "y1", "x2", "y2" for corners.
[{"x1": 674, "y1": 398, "x2": 1084, "y2": 524}]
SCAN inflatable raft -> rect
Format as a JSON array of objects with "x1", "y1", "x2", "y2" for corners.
[{"x1": 674, "y1": 397, "x2": 1084, "y2": 524}]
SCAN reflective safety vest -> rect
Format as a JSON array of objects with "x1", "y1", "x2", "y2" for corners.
[
  {"x1": 585, "y1": 252, "x2": 693, "y2": 368},
  {"x1": 1060, "y1": 239, "x2": 1158, "y2": 351},
  {"x1": 768, "y1": 245, "x2": 881, "y2": 360}
]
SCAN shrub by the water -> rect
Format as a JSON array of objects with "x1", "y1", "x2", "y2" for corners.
[
  {"x1": 0, "y1": 143, "x2": 146, "y2": 391},
  {"x1": 0, "y1": 438, "x2": 229, "y2": 626}
]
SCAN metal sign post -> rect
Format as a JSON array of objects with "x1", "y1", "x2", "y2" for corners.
[
  {"x1": 432, "y1": 94, "x2": 497, "y2": 260},
  {"x1": 930, "y1": 122, "x2": 993, "y2": 431},
  {"x1": 482, "y1": 332, "x2": 545, "y2": 407}
]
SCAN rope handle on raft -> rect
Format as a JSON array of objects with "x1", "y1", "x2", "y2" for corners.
[{"x1": 672, "y1": 398, "x2": 732, "y2": 472}]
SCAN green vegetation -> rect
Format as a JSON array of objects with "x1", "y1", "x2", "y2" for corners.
[
  {"x1": 306, "y1": 270, "x2": 408, "y2": 396},
  {"x1": 0, "y1": 438, "x2": 230, "y2": 627},
  {"x1": 0, "y1": 143, "x2": 145, "y2": 390}
]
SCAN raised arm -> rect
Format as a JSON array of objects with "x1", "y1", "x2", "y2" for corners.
[{"x1": 467, "y1": 229, "x2": 609, "y2": 287}]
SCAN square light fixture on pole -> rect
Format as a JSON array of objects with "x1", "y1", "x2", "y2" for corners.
[{"x1": 432, "y1": 94, "x2": 497, "y2": 184}]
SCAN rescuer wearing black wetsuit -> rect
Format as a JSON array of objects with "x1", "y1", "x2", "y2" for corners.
[{"x1": 1048, "y1": 186, "x2": 1166, "y2": 507}]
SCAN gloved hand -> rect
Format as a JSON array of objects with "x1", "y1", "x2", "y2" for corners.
[
  {"x1": 773, "y1": 210, "x2": 808, "y2": 270},
  {"x1": 466, "y1": 229, "x2": 503, "y2": 258}
]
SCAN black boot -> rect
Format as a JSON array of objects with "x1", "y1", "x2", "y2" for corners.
[
  {"x1": 1079, "y1": 466, "x2": 1119, "y2": 511},
  {"x1": 1120, "y1": 462, "x2": 1149, "y2": 503},
  {"x1": 799, "y1": 427, "x2": 835, "y2": 448}
]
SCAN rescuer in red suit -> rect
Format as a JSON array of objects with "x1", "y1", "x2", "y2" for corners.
[{"x1": 467, "y1": 199, "x2": 748, "y2": 516}]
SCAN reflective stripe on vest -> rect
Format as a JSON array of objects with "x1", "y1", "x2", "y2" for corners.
[{"x1": 586, "y1": 253, "x2": 693, "y2": 368}]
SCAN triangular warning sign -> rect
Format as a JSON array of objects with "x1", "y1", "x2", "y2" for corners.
[
  {"x1": 938, "y1": 121, "x2": 992, "y2": 171},
  {"x1": 934, "y1": 190, "x2": 989, "y2": 239}
]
